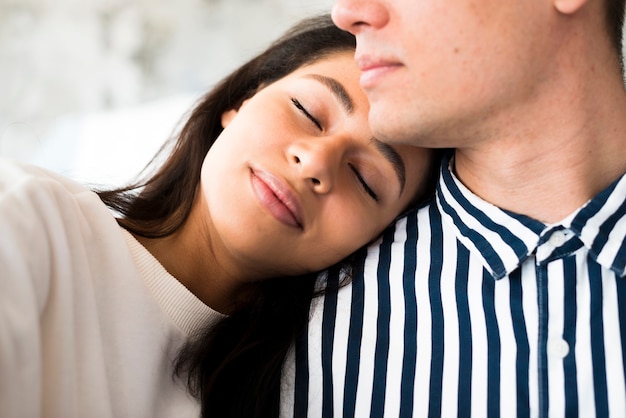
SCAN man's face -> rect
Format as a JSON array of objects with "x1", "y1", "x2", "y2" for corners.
[{"x1": 332, "y1": 0, "x2": 554, "y2": 148}]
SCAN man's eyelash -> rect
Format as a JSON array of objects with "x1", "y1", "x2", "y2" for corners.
[
  {"x1": 291, "y1": 98, "x2": 322, "y2": 130},
  {"x1": 349, "y1": 163, "x2": 379, "y2": 202}
]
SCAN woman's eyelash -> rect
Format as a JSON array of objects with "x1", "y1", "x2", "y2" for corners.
[
  {"x1": 349, "y1": 163, "x2": 379, "y2": 202},
  {"x1": 290, "y1": 97, "x2": 378, "y2": 202},
  {"x1": 291, "y1": 98, "x2": 322, "y2": 131}
]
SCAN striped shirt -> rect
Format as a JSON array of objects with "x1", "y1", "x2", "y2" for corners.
[{"x1": 281, "y1": 154, "x2": 626, "y2": 417}]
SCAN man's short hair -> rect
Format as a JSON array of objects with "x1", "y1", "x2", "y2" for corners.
[{"x1": 606, "y1": 0, "x2": 625, "y2": 62}]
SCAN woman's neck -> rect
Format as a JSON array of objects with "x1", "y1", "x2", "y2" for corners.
[{"x1": 132, "y1": 205, "x2": 254, "y2": 315}]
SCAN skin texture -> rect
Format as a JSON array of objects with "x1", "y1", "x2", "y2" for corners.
[
  {"x1": 139, "y1": 52, "x2": 431, "y2": 312},
  {"x1": 332, "y1": 0, "x2": 626, "y2": 223}
]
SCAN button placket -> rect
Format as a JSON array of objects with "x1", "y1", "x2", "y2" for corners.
[
  {"x1": 536, "y1": 228, "x2": 575, "y2": 264},
  {"x1": 548, "y1": 339, "x2": 570, "y2": 358},
  {"x1": 548, "y1": 230, "x2": 567, "y2": 247}
]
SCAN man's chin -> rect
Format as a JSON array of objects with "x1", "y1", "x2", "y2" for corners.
[{"x1": 368, "y1": 104, "x2": 405, "y2": 143}]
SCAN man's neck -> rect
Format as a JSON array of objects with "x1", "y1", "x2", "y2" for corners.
[{"x1": 454, "y1": 97, "x2": 626, "y2": 223}]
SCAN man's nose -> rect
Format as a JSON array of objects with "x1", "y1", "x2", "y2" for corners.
[{"x1": 331, "y1": 0, "x2": 390, "y2": 34}]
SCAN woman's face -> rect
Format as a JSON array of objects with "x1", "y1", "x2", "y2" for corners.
[{"x1": 199, "y1": 51, "x2": 431, "y2": 281}]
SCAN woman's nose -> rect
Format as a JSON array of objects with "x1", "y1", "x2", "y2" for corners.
[
  {"x1": 331, "y1": 0, "x2": 390, "y2": 34},
  {"x1": 288, "y1": 139, "x2": 342, "y2": 194}
]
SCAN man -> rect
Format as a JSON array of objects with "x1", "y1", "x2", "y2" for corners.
[{"x1": 280, "y1": 0, "x2": 626, "y2": 416}]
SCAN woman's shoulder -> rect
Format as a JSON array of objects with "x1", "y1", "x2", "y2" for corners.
[
  {"x1": 0, "y1": 157, "x2": 90, "y2": 196},
  {"x1": 0, "y1": 157, "x2": 119, "y2": 262},
  {"x1": 0, "y1": 157, "x2": 113, "y2": 221},
  {"x1": 0, "y1": 157, "x2": 128, "y2": 311}
]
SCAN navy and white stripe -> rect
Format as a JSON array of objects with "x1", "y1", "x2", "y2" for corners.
[{"x1": 281, "y1": 154, "x2": 626, "y2": 417}]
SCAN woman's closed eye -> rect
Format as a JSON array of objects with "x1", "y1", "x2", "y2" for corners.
[
  {"x1": 348, "y1": 163, "x2": 379, "y2": 202},
  {"x1": 291, "y1": 98, "x2": 322, "y2": 131},
  {"x1": 291, "y1": 96, "x2": 379, "y2": 203}
]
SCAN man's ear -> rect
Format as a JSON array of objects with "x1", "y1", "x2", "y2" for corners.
[
  {"x1": 221, "y1": 108, "x2": 238, "y2": 128},
  {"x1": 553, "y1": 0, "x2": 587, "y2": 15}
]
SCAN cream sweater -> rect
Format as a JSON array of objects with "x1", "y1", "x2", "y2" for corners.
[{"x1": 0, "y1": 159, "x2": 223, "y2": 418}]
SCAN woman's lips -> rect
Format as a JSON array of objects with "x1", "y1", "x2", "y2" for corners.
[{"x1": 250, "y1": 167, "x2": 304, "y2": 229}]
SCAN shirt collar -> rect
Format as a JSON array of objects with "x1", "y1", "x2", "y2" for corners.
[{"x1": 436, "y1": 153, "x2": 626, "y2": 279}]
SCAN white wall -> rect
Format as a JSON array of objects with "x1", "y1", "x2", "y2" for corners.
[{"x1": 0, "y1": 0, "x2": 334, "y2": 174}]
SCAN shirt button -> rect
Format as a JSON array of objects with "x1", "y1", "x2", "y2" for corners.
[
  {"x1": 548, "y1": 339, "x2": 570, "y2": 358},
  {"x1": 549, "y1": 230, "x2": 567, "y2": 247}
]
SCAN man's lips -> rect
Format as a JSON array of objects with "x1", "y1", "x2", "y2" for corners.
[
  {"x1": 250, "y1": 167, "x2": 304, "y2": 229},
  {"x1": 356, "y1": 55, "x2": 402, "y2": 88}
]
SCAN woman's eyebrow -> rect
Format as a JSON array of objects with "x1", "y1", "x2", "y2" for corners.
[
  {"x1": 304, "y1": 74, "x2": 354, "y2": 114},
  {"x1": 372, "y1": 138, "x2": 406, "y2": 195}
]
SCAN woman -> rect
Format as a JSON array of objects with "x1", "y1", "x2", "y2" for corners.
[{"x1": 0, "y1": 15, "x2": 439, "y2": 418}]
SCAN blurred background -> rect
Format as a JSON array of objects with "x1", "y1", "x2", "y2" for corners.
[{"x1": 0, "y1": 0, "x2": 334, "y2": 185}]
